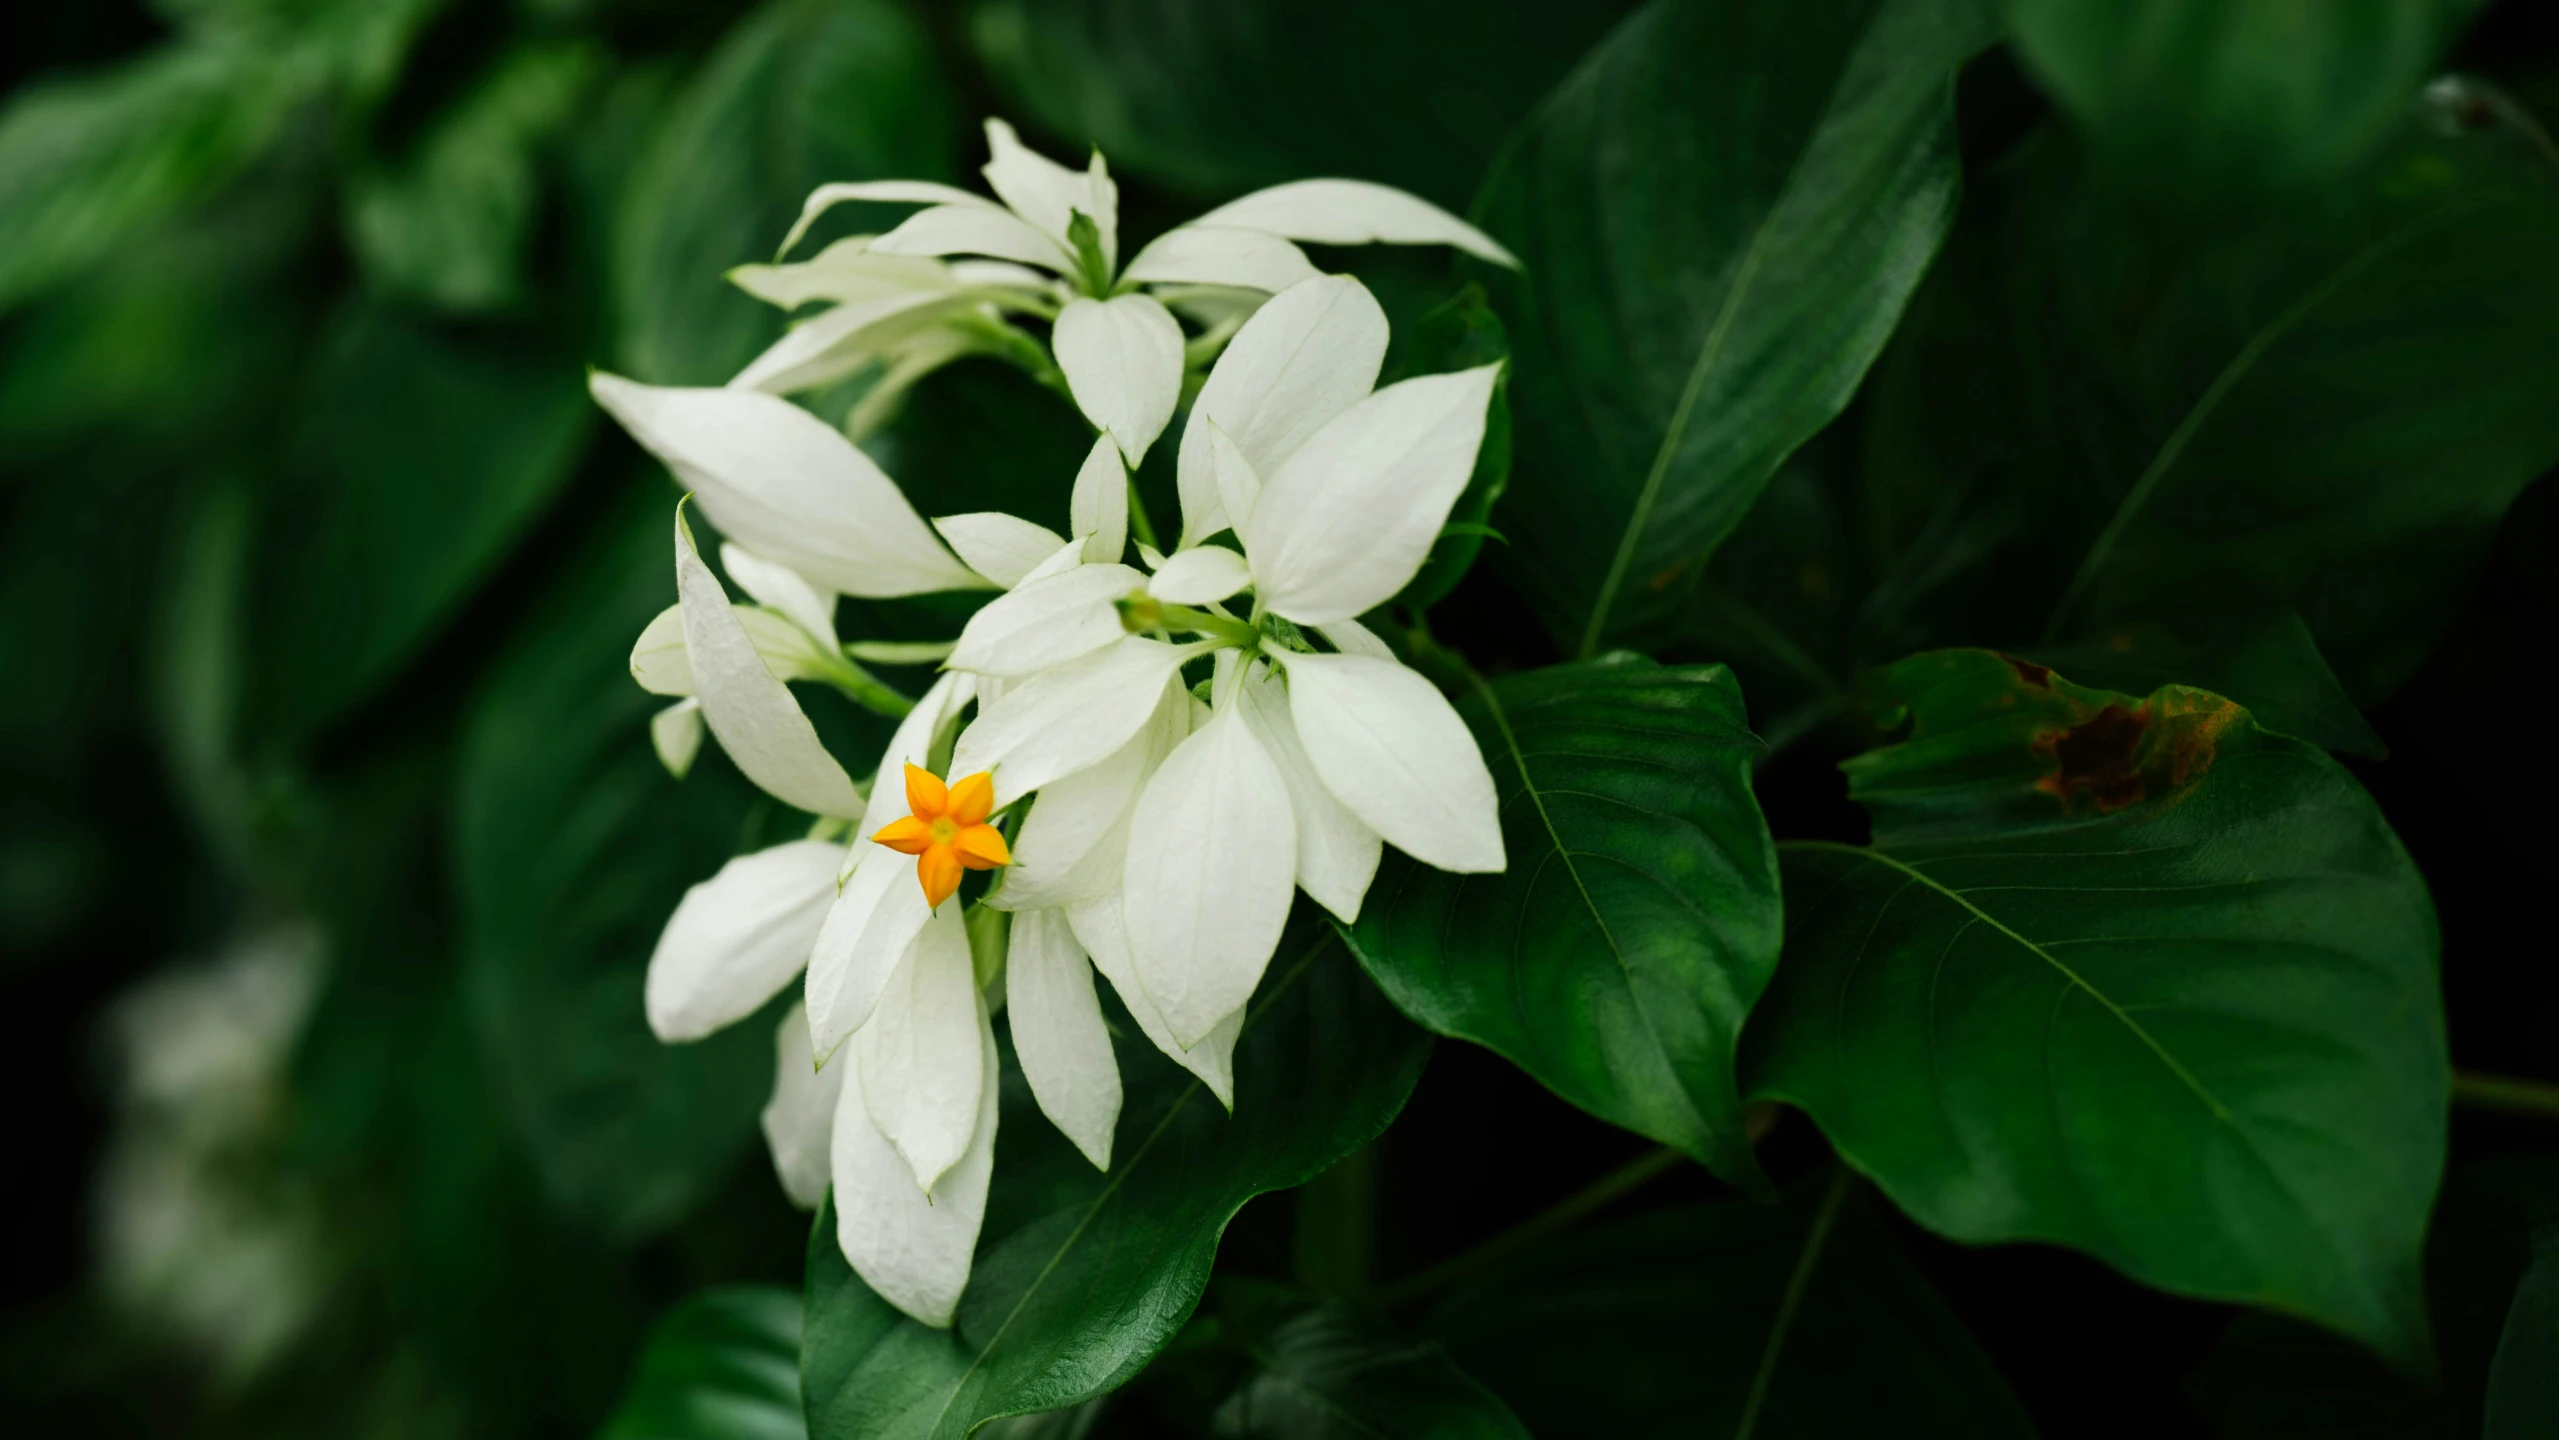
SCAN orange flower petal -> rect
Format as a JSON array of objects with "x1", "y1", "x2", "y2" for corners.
[
  {"x1": 902, "y1": 762, "x2": 948, "y2": 820},
  {"x1": 945, "y1": 770, "x2": 997, "y2": 827},
  {"x1": 953, "y1": 823, "x2": 1011, "y2": 870},
  {"x1": 870, "y1": 814, "x2": 936, "y2": 854},
  {"x1": 916, "y1": 844, "x2": 965, "y2": 909}
]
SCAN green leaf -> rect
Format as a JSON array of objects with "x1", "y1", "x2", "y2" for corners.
[
  {"x1": 347, "y1": 44, "x2": 602, "y2": 314},
  {"x1": 457, "y1": 485, "x2": 837, "y2": 1238},
  {"x1": 2021, "y1": 611, "x2": 2386, "y2": 760},
  {"x1": 1345, "y1": 657, "x2": 1780, "y2": 1185},
  {"x1": 963, "y1": 0, "x2": 1638, "y2": 209},
  {"x1": 1742, "y1": 650, "x2": 2446, "y2": 1365},
  {"x1": 801, "y1": 933, "x2": 1430, "y2": 1438},
  {"x1": 1479, "y1": 0, "x2": 1998, "y2": 655},
  {"x1": 1378, "y1": 284, "x2": 1510, "y2": 611},
  {"x1": 1213, "y1": 1303, "x2": 1528, "y2": 1439},
  {"x1": 612, "y1": 0, "x2": 959, "y2": 385},
  {"x1": 2007, "y1": 0, "x2": 2483, "y2": 194},
  {"x1": 249, "y1": 301, "x2": 593, "y2": 745},
  {"x1": 1860, "y1": 115, "x2": 2559, "y2": 700},
  {"x1": 597, "y1": 1287, "x2": 806, "y2": 1440},
  {"x1": 1421, "y1": 1176, "x2": 2034, "y2": 1436},
  {"x1": 0, "y1": 45, "x2": 298, "y2": 313}
]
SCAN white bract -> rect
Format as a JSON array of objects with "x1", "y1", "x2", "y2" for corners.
[
  {"x1": 947, "y1": 273, "x2": 1507, "y2": 1050},
  {"x1": 738, "y1": 117, "x2": 1515, "y2": 462}
]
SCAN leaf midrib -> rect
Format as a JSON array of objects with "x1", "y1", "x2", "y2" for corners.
[{"x1": 922, "y1": 937, "x2": 1332, "y2": 1437}]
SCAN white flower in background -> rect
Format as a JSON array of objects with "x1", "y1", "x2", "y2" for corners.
[
  {"x1": 949, "y1": 272, "x2": 1507, "y2": 1051},
  {"x1": 738, "y1": 117, "x2": 1517, "y2": 460}
]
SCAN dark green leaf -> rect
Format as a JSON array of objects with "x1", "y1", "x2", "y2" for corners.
[
  {"x1": 1422, "y1": 1176, "x2": 2034, "y2": 1436},
  {"x1": 1481, "y1": 0, "x2": 1998, "y2": 654},
  {"x1": 250, "y1": 301, "x2": 593, "y2": 744},
  {"x1": 1213, "y1": 1303, "x2": 1528, "y2": 1439},
  {"x1": 1860, "y1": 116, "x2": 2559, "y2": 699},
  {"x1": 1346, "y1": 657, "x2": 1780, "y2": 1185},
  {"x1": 612, "y1": 0, "x2": 959, "y2": 385},
  {"x1": 801, "y1": 934, "x2": 1429, "y2": 1439},
  {"x1": 1378, "y1": 284, "x2": 1510, "y2": 611},
  {"x1": 1743, "y1": 650, "x2": 2445, "y2": 1364},
  {"x1": 0, "y1": 46, "x2": 297, "y2": 313},
  {"x1": 597, "y1": 1287, "x2": 805, "y2": 1440},
  {"x1": 456, "y1": 484, "x2": 825, "y2": 1238},
  {"x1": 964, "y1": 0, "x2": 1637, "y2": 209},
  {"x1": 2007, "y1": 0, "x2": 2482, "y2": 194},
  {"x1": 347, "y1": 44, "x2": 601, "y2": 314}
]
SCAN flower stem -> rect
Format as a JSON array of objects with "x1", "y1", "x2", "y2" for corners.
[
  {"x1": 2454, "y1": 1069, "x2": 2559, "y2": 1120},
  {"x1": 1124, "y1": 476, "x2": 1161, "y2": 553},
  {"x1": 819, "y1": 657, "x2": 914, "y2": 718}
]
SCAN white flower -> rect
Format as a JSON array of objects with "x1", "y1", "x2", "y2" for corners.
[
  {"x1": 743, "y1": 118, "x2": 1517, "y2": 463},
  {"x1": 948, "y1": 274, "x2": 1507, "y2": 1049}
]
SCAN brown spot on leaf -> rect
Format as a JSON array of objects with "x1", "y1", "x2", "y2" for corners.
[
  {"x1": 2001, "y1": 654, "x2": 2053, "y2": 688},
  {"x1": 2035, "y1": 704, "x2": 2150, "y2": 811}
]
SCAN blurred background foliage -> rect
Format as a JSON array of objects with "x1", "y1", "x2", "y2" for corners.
[{"x1": 2, "y1": 0, "x2": 2554, "y2": 1436}]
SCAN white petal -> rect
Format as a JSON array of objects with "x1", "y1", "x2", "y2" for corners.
[
  {"x1": 1053, "y1": 295, "x2": 1183, "y2": 467},
  {"x1": 1124, "y1": 706, "x2": 1297, "y2": 1047},
  {"x1": 1146, "y1": 545, "x2": 1252, "y2": 605},
  {"x1": 1123, "y1": 225, "x2": 1320, "y2": 294},
  {"x1": 1068, "y1": 890, "x2": 1244, "y2": 1109},
  {"x1": 651, "y1": 698, "x2": 704, "y2": 778},
  {"x1": 762, "y1": 1000, "x2": 841, "y2": 1210},
  {"x1": 1272, "y1": 651, "x2": 1503, "y2": 873},
  {"x1": 933, "y1": 512, "x2": 1069, "y2": 589},
  {"x1": 806, "y1": 854, "x2": 934, "y2": 1060},
  {"x1": 1317, "y1": 617, "x2": 1396, "y2": 662},
  {"x1": 1175, "y1": 276, "x2": 1386, "y2": 547},
  {"x1": 675, "y1": 514, "x2": 864, "y2": 817},
  {"x1": 1069, "y1": 434, "x2": 1128, "y2": 564},
  {"x1": 728, "y1": 289, "x2": 979, "y2": 396},
  {"x1": 856, "y1": 905, "x2": 985, "y2": 1192},
  {"x1": 1192, "y1": 179, "x2": 1519, "y2": 267},
  {"x1": 1006, "y1": 908, "x2": 1120, "y2": 1169},
  {"x1": 947, "y1": 259, "x2": 1058, "y2": 290},
  {"x1": 1236, "y1": 666, "x2": 1381, "y2": 923},
  {"x1": 1203, "y1": 420, "x2": 1263, "y2": 544},
  {"x1": 833, "y1": 997, "x2": 997, "y2": 1328},
  {"x1": 731, "y1": 239, "x2": 957, "y2": 310},
  {"x1": 721, "y1": 543, "x2": 839, "y2": 648},
  {"x1": 996, "y1": 679, "x2": 1186, "y2": 911},
  {"x1": 952, "y1": 637, "x2": 1207, "y2": 807},
  {"x1": 631, "y1": 605, "x2": 693, "y2": 696},
  {"x1": 632, "y1": 601, "x2": 837, "y2": 695},
  {"x1": 778, "y1": 180, "x2": 1000, "y2": 260},
  {"x1": 947, "y1": 563, "x2": 1147, "y2": 678},
  {"x1": 867, "y1": 204, "x2": 1073, "y2": 272},
  {"x1": 981, "y1": 118, "x2": 1114, "y2": 270},
  {"x1": 1245, "y1": 364, "x2": 1500, "y2": 624},
  {"x1": 854, "y1": 670, "x2": 978, "y2": 841},
  {"x1": 646, "y1": 839, "x2": 843, "y2": 1041},
  {"x1": 592, "y1": 375, "x2": 985, "y2": 597}
]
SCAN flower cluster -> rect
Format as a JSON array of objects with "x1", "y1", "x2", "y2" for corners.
[{"x1": 591, "y1": 120, "x2": 1511, "y2": 1327}]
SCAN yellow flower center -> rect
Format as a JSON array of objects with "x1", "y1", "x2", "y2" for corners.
[{"x1": 870, "y1": 764, "x2": 1010, "y2": 909}]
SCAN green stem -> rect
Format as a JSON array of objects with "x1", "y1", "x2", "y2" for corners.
[
  {"x1": 1124, "y1": 476, "x2": 1162, "y2": 553},
  {"x1": 1734, "y1": 1166, "x2": 1856, "y2": 1440},
  {"x1": 818, "y1": 658, "x2": 914, "y2": 719},
  {"x1": 2454, "y1": 1070, "x2": 2559, "y2": 1120},
  {"x1": 1366, "y1": 1147, "x2": 1684, "y2": 1308}
]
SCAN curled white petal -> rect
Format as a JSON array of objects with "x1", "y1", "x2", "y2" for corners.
[
  {"x1": 645, "y1": 838, "x2": 843, "y2": 1041},
  {"x1": 1069, "y1": 434, "x2": 1128, "y2": 564},
  {"x1": 721, "y1": 543, "x2": 839, "y2": 648},
  {"x1": 982, "y1": 118, "x2": 1116, "y2": 271},
  {"x1": 1068, "y1": 890, "x2": 1243, "y2": 1109},
  {"x1": 867, "y1": 204, "x2": 1073, "y2": 271},
  {"x1": 1272, "y1": 650, "x2": 1504, "y2": 874},
  {"x1": 674, "y1": 514, "x2": 863, "y2": 818},
  {"x1": 1007, "y1": 907, "x2": 1121, "y2": 1170},
  {"x1": 1124, "y1": 706, "x2": 1297, "y2": 1048},
  {"x1": 778, "y1": 179, "x2": 1000, "y2": 260},
  {"x1": 947, "y1": 563, "x2": 1148, "y2": 678},
  {"x1": 1193, "y1": 179, "x2": 1519, "y2": 267},
  {"x1": 1146, "y1": 545, "x2": 1252, "y2": 605},
  {"x1": 1054, "y1": 294, "x2": 1184, "y2": 468},
  {"x1": 1236, "y1": 666, "x2": 1381, "y2": 923},
  {"x1": 1175, "y1": 276, "x2": 1386, "y2": 547},
  {"x1": 832, "y1": 995, "x2": 997, "y2": 1328},
  {"x1": 650, "y1": 698, "x2": 704, "y2": 779},
  {"x1": 728, "y1": 289, "x2": 982, "y2": 396},
  {"x1": 934, "y1": 512, "x2": 1069, "y2": 589},
  {"x1": 996, "y1": 679, "x2": 1185, "y2": 911},
  {"x1": 592, "y1": 374, "x2": 985, "y2": 597},
  {"x1": 762, "y1": 1000, "x2": 841, "y2": 1210},
  {"x1": 1124, "y1": 225, "x2": 1321, "y2": 294},
  {"x1": 731, "y1": 240, "x2": 957, "y2": 310},
  {"x1": 1245, "y1": 364, "x2": 1500, "y2": 624},
  {"x1": 855, "y1": 904, "x2": 985, "y2": 1192}
]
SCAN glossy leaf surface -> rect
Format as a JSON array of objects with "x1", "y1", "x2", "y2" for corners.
[
  {"x1": 598, "y1": 1286, "x2": 806, "y2": 1440},
  {"x1": 1347, "y1": 657, "x2": 1779, "y2": 1185},
  {"x1": 1213, "y1": 1303, "x2": 1528, "y2": 1439},
  {"x1": 1745, "y1": 651, "x2": 2446, "y2": 1363}
]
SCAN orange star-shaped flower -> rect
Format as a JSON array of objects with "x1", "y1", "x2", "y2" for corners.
[{"x1": 871, "y1": 764, "x2": 1011, "y2": 908}]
